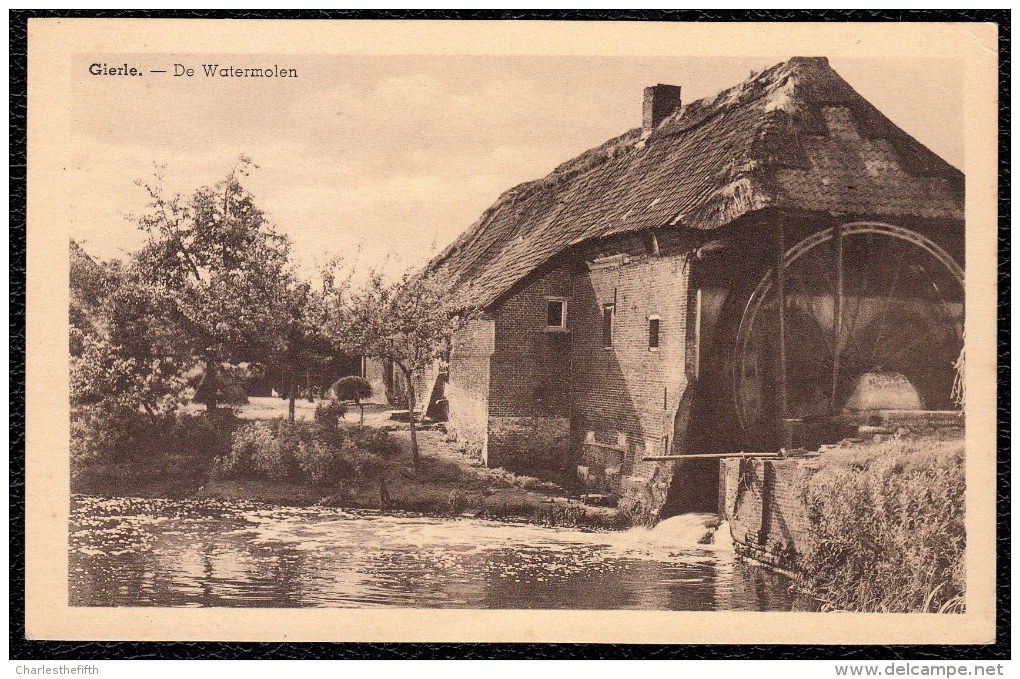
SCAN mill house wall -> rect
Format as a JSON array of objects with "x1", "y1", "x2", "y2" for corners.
[
  {"x1": 446, "y1": 247, "x2": 698, "y2": 514},
  {"x1": 570, "y1": 253, "x2": 693, "y2": 504}
]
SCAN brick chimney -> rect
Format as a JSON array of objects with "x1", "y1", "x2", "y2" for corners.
[{"x1": 642, "y1": 84, "x2": 682, "y2": 133}]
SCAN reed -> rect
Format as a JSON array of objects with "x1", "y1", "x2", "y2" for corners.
[{"x1": 801, "y1": 437, "x2": 965, "y2": 613}]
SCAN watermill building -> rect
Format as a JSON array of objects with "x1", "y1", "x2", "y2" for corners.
[{"x1": 426, "y1": 57, "x2": 965, "y2": 519}]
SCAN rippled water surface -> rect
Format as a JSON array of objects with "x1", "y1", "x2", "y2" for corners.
[{"x1": 70, "y1": 496, "x2": 807, "y2": 610}]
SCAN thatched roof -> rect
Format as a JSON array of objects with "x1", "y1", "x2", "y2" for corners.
[{"x1": 429, "y1": 57, "x2": 964, "y2": 310}]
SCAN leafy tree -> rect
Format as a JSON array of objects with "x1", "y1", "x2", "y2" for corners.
[
  {"x1": 272, "y1": 280, "x2": 338, "y2": 422},
  {"x1": 70, "y1": 243, "x2": 185, "y2": 422},
  {"x1": 129, "y1": 157, "x2": 293, "y2": 410},
  {"x1": 70, "y1": 245, "x2": 189, "y2": 470},
  {"x1": 329, "y1": 270, "x2": 463, "y2": 467},
  {"x1": 331, "y1": 375, "x2": 374, "y2": 427},
  {"x1": 331, "y1": 375, "x2": 373, "y2": 404}
]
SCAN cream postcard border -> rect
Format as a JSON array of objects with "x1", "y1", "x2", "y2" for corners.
[{"x1": 25, "y1": 19, "x2": 999, "y2": 644}]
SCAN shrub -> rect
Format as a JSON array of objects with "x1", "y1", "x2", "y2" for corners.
[
  {"x1": 70, "y1": 406, "x2": 235, "y2": 491},
  {"x1": 295, "y1": 437, "x2": 351, "y2": 484},
  {"x1": 801, "y1": 438, "x2": 965, "y2": 613},
  {"x1": 217, "y1": 419, "x2": 392, "y2": 485},
  {"x1": 346, "y1": 425, "x2": 402, "y2": 458},
  {"x1": 314, "y1": 401, "x2": 348, "y2": 430},
  {"x1": 161, "y1": 411, "x2": 235, "y2": 462},
  {"x1": 330, "y1": 375, "x2": 373, "y2": 404},
  {"x1": 71, "y1": 402, "x2": 147, "y2": 470},
  {"x1": 219, "y1": 420, "x2": 297, "y2": 480}
]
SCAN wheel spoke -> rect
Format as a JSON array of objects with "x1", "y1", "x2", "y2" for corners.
[
  {"x1": 839, "y1": 232, "x2": 882, "y2": 358},
  {"x1": 735, "y1": 224, "x2": 963, "y2": 439},
  {"x1": 864, "y1": 240, "x2": 911, "y2": 364}
]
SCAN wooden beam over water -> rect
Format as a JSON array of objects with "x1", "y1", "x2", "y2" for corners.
[{"x1": 641, "y1": 452, "x2": 782, "y2": 461}]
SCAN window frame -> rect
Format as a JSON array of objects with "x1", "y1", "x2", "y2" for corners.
[
  {"x1": 544, "y1": 297, "x2": 569, "y2": 332},
  {"x1": 648, "y1": 314, "x2": 661, "y2": 351},
  {"x1": 602, "y1": 303, "x2": 615, "y2": 348}
]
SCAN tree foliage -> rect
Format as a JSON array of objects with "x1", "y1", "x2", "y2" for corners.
[
  {"x1": 331, "y1": 376, "x2": 373, "y2": 404},
  {"x1": 128, "y1": 157, "x2": 298, "y2": 409},
  {"x1": 324, "y1": 269, "x2": 465, "y2": 465},
  {"x1": 337, "y1": 270, "x2": 460, "y2": 376},
  {"x1": 129, "y1": 157, "x2": 293, "y2": 373},
  {"x1": 70, "y1": 156, "x2": 315, "y2": 449},
  {"x1": 70, "y1": 244, "x2": 185, "y2": 421}
]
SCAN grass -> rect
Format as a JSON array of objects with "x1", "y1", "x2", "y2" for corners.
[{"x1": 800, "y1": 435, "x2": 965, "y2": 613}]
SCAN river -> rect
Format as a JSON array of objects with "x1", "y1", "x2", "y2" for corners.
[{"x1": 69, "y1": 495, "x2": 812, "y2": 610}]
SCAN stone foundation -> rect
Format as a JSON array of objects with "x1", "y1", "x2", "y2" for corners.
[
  {"x1": 576, "y1": 439, "x2": 682, "y2": 525},
  {"x1": 616, "y1": 463, "x2": 677, "y2": 525},
  {"x1": 718, "y1": 456, "x2": 821, "y2": 574},
  {"x1": 485, "y1": 416, "x2": 570, "y2": 473}
]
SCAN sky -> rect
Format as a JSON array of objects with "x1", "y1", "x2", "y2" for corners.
[{"x1": 69, "y1": 55, "x2": 963, "y2": 273}]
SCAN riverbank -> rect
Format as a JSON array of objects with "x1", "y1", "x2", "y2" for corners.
[
  {"x1": 721, "y1": 431, "x2": 966, "y2": 613},
  {"x1": 72, "y1": 402, "x2": 628, "y2": 530},
  {"x1": 204, "y1": 428, "x2": 626, "y2": 528}
]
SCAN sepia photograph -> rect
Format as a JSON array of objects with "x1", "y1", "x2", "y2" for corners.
[{"x1": 23, "y1": 18, "x2": 1000, "y2": 645}]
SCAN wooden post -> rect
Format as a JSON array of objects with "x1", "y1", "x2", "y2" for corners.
[
  {"x1": 831, "y1": 224, "x2": 844, "y2": 410},
  {"x1": 692, "y1": 287, "x2": 703, "y2": 380},
  {"x1": 775, "y1": 217, "x2": 788, "y2": 429}
]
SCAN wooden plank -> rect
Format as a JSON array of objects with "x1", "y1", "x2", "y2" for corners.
[
  {"x1": 641, "y1": 452, "x2": 781, "y2": 461},
  {"x1": 776, "y1": 217, "x2": 788, "y2": 424}
]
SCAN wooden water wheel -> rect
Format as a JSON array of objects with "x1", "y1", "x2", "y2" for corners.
[{"x1": 734, "y1": 222, "x2": 964, "y2": 445}]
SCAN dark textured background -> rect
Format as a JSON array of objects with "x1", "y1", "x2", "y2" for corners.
[{"x1": 8, "y1": 8, "x2": 1010, "y2": 661}]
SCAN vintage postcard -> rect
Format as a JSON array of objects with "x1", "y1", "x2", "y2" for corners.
[{"x1": 25, "y1": 19, "x2": 999, "y2": 644}]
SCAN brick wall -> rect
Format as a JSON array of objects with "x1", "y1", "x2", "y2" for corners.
[
  {"x1": 481, "y1": 266, "x2": 573, "y2": 471},
  {"x1": 447, "y1": 251, "x2": 703, "y2": 500},
  {"x1": 490, "y1": 267, "x2": 573, "y2": 417},
  {"x1": 487, "y1": 415, "x2": 571, "y2": 471},
  {"x1": 719, "y1": 456, "x2": 821, "y2": 573},
  {"x1": 447, "y1": 318, "x2": 495, "y2": 459},
  {"x1": 570, "y1": 254, "x2": 693, "y2": 516},
  {"x1": 570, "y1": 254, "x2": 691, "y2": 452}
]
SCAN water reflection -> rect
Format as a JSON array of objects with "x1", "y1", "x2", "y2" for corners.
[{"x1": 69, "y1": 496, "x2": 812, "y2": 610}]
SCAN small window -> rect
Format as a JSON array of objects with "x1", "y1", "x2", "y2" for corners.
[
  {"x1": 648, "y1": 316, "x2": 660, "y2": 350},
  {"x1": 602, "y1": 304, "x2": 615, "y2": 347},
  {"x1": 546, "y1": 298, "x2": 567, "y2": 330}
]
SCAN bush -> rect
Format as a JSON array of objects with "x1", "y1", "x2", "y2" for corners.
[
  {"x1": 161, "y1": 411, "x2": 235, "y2": 461},
  {"x1": 346, "y1": 425, "x2": 402, "y2": 458},
  {"x1": 216, "y1": 419, "x2": 392, "y2": 485},
  {"x1": 71, "y1": 403, "x2": 148, "y2": 470},
  {"x1": 314, "y1": 401, "x2": 348, "y2": 430},
  {"x1": 801, "y1": 438, "x2": 965, "y2": 613},
  {"x1": 330, "y1": 375, "x2": 373, "y2": 403},
  {"x1": 70, "y1": 406, "x2": 235, "y2": 490}
]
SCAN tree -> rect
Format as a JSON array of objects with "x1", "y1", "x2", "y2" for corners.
[
  {"x1": 129, "y1": 157, "x2": 293, "y2": 410},
  {"x1": 70, "y1": 244, "x2": 190, "y2": 468},
  {"x1": 331, "y1": 375, "x2": 373, "y2": 426},
  {"x1": 70, "y1": 243, "x2": 185, "y2": 423},
  {"x1": 272, "y1": 279, "x2": 337, "y2": 422},
  {"x1": 328, "y1": 270, "x2": 462, "y2": 467},
  {"x1": 331, "y1": 375, "x2": 373, "y2": 403}
]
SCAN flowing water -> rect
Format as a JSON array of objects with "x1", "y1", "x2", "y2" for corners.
[{"x1": 69, "y1": 495, "x2": 810, "y2": 610}]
